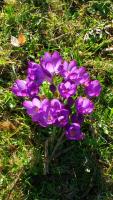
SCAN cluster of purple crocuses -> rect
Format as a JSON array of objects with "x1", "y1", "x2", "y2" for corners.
[{"x1": 12, "y1": 51, "x2": 101, "y2": 140}]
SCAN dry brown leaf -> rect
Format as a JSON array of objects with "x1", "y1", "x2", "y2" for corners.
[
  {"x1": 0, "y1": 120, "x2": 16, "y2": 131},
  {"x1": 11, "y1": 33, "x2": 26, "y2": 47}
]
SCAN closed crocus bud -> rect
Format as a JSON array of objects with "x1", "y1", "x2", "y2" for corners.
[
  {"x1": 67, "y1": 97, "x2": 74, "y2": 106},
  {"x1": 85, "y1": 80, "x2": 102, "y2": 97},
  {"x1": 50, "y1": 84, "x2": 56, "y2": 93}
]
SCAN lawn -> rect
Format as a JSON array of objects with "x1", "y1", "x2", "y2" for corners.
[{"x1": 0, "y1": 0, "x2": 113, "y2": 199}]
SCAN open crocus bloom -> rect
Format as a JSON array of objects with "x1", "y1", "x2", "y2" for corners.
[
  {"x1": 40, "y1": 51, "x2": 63, "y2": 76},
  {"x1": 59, "y1": 60, "x2": 77, "y2": 80},
  {"x1": 23, "y1": 98, "x2": 42, "y2": 121},
  {"x1": 12, "y1": 79, "x2": 39, "y2": 98},
  {"x1": 58, "y1": 81, "x2": 77, "y2": 99}
]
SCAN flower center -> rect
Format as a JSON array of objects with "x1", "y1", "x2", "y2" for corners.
[
  {"x1": 35, "y1": 107, "x2": 39, "y2": 112},
  {"x1": 70, "y1": 130, "x2": 76, "y2": 136}
]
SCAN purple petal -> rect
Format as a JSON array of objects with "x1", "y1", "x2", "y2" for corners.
[
  {"x1": 52, "y1": 51, "x2": 61, "y2": 59},
  {"x1": 45, "y1": 62, "x2": 54, "y2": 74},
  {"x1": 69, "y1": 60, "x2": 77, "y2": 70},
  {"x1": 32, "y1": 98, "x2": 41, "y2": 108},
  {"x1": 16, "y1": 80, "x2": 26, "y2": 88},
  {"x1": 23, "y1": 101, "x2": 33, "y2": 109}
]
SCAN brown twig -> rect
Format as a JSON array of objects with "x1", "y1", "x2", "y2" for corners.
[{"x1": 49, "y1": 33, "x2": 68, "y2": 41}]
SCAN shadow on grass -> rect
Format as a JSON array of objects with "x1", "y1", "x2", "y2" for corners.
[
  {"x1": 24, "y1": 0, "x2": 48, "y2": 11},
  {"x1": 0, "y1": 0, "x2": 4, "y2": 9},
  {"x1": 20, "y1": 129, "x2": 110, "y2": 200}
]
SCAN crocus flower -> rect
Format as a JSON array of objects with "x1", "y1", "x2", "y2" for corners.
[
  {"x1": 23, "y1": 98, "x2": 55, "y2": 127},
  {"x1": 76, "y1": 96, "x2": 94, "y2": 115},
  {"x1": 40, "y1": 51, "x2": 62, "y2": 76},
  {"x1": 73, "y1": 67, "x2": 90, "y2": 86},
  {"x1": 26, "y1": 80, "x2": 39, "y2": 98},
  {"x1": 12, "y1": 79, "x2": 27, "y2": 97},
  {"x1": 65, "y1": 123, "x2": 84, "y2": 140},
  {"x1": 50, "y1": 99, "x2": 63, "y2": 111},
  {"x1": 23, "y1": 98, "x2": 41, "y2": 122},
  {"x1": 37, "y1": 99, "x2": 63, "y2": 127},
  {"x1": 85, "y1": 80, "x2": 101, "y2": 97},
  {"x1": 67, "y1": 97, "x2": 74, "y2": 106},
  {"x1": 59, "y1": 60, "x2": 77, "y2": 80},
  {"x1": 55, "y1": 109, "x2": 69, "y2": 127},
  {"x1": 50, "y1": 84, "x2": 56, "y2": 93},
  {"x1": 28, "y1": 61, "x2": 51, "y2": 84},
  {"x1": 58, "y1": 81, "x2": 77, "y2": 99},
  {"x1": 37, "y1": 108, "x2": 56, "y2": 127}
]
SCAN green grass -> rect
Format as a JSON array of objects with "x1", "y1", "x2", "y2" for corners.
[{"x1": 0, "y1": 0, "x2": 113, "y2": 199}]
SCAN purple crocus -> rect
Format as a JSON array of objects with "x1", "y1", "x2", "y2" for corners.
[
  {"x1": 59, "y1": 60, "x2": 77, "y2": 80},
  {"x1": 37, "y1": 99, "x2": 63, "y2": 127},
  {"x1": 23, "y1": 98, "x2": 54, "y2": 127},
  {"x1": 76, "y1": 96, "x2": 94, "y2": 115},
  {"x1": 65, "y1": 123, "x2": 84, "y2": 140},
  {"x1": 85, "y1": 80, "x2": 101, "y2": 97},
  {"x1": 23, "y1": 98, "x2": 41, "y2": 119},
  {"x1": 55, "y1": 109, "x2": 69, "y2": 127},
  {"x1": 40, "y1": 51, "x2": 63, "y2": 76},
  {"x1": 12, "y1": 79, "x2": 27, "y2": 97},
  {"x1": 73, "y1": 67, "x2": 90, "y2": 86},
  {"x1": 37, "y1": 108, "x2": 56, "y2": 127},
  {"x1": 67, "y1": 97, "x2": 74, "y2": 106},
  {"x1": 58, "y1": 81, "x2": 77, "y2": 99},
  {"x1": 23, "y1": 98, "x2": 64, "y2": 127},
  {"x1": 26, "y1": 80, "x2": 39, "y2": 98},
  {"x1": 50, "y1": 84, "x2": 56, "y2": 93},
  {"x1": 50, "y1": 99, "x2": 63, "y2": 110},
  {"x1": 28, "y1": 61, "x2": 51, "y2": 84},
  {"x1": 12, "y1": 78, "x2": 40, "y2": 98}
]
